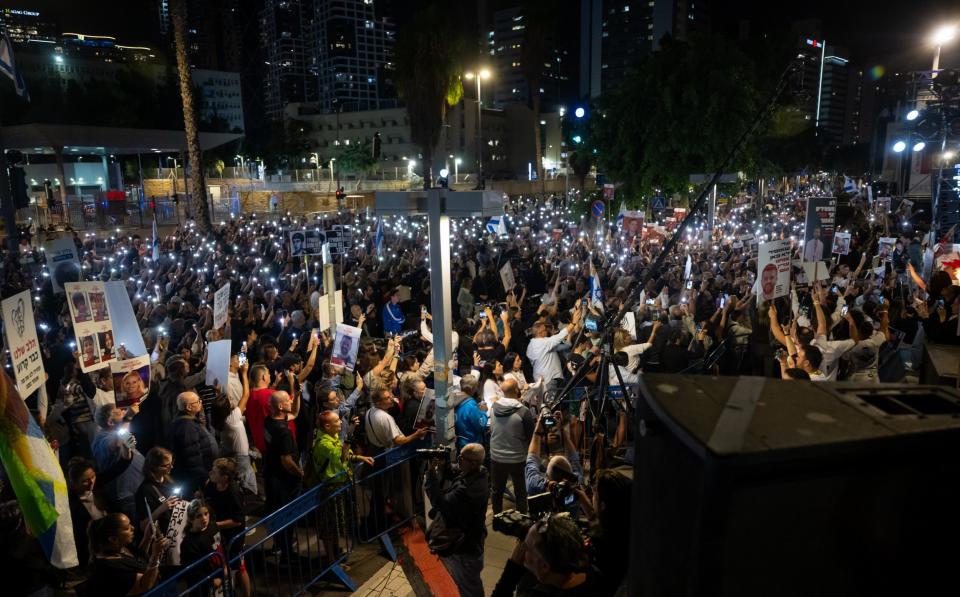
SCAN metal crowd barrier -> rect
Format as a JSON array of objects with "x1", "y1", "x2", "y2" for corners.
[{"x1": 144, "y1": 446, "x2": 421, "y2": 597}]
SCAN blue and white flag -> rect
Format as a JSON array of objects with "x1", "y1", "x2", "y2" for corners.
[
  {"x1": 0, "y1": 34, "x2": 29, "y2": 101},
  {"x1": 151, "y1": 214, "x2": 160, "y2": 261},
  {"x1": 487, "y1": 215, "x2": 507, "y2": 236},
  {"x1": 375, "y1": 217, "x2": 384, "y2": 254},
  {"x1": 589, "y1": 259, "x2": 604, "y2": 311},
  {"x1": 615, "y1": 201, "x2": 626, "y2": 229},
  {"x1": 843, "y1": 176, "x2": 858, "y2": 196}
]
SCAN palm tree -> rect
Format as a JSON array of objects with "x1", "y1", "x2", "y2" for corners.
[
  {"x1": 170, "y1": 0, "x2": 210, "y2": 232},
  {"x1": 394, "y1": 2, "x2": 467, "y2": 190},
  {"x1": 521, "y1": 0, "x2": 554, "y2": 185}
]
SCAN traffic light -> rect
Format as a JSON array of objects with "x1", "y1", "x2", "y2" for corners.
[
  {"x1": 8, "y1": 166, "x2": 29, "y2": 209},
  {"x1": 335, "y1": 187, "x2": 345, "y2": 201}
]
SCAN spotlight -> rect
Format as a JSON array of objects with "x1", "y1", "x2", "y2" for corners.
[
  {"x1": 906, "y1": 109, "x2": 919, "y2": 121},
  {"x1": 892, "y1": 141, "x2": 907, "y2": 153},
  {"x1": 913, "y1": 141, "x2": 926, "y2": 152}
]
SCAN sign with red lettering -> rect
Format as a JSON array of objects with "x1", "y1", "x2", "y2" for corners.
[{"x1": 1, "y1": 290, "x2": 45, "y2": 396}]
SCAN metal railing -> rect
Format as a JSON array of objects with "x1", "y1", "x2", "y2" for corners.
[{"x1": 144, "y1": 446, "x2": 419, "y2": 597}]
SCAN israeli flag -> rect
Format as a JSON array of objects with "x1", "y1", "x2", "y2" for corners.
[
  {"x1": 487, "y1": 215, "x2": 507, "y2": 236},
  {"x1": 843, "y1": 176, "x2": 858, "y2": 195},
  {"x1": 0, "y1": 34, "x2": 29, "y2": 101},
  {"x1": 616, "y1": 201, "x2": 626, "y2": 229},
  {"x1": 589, "y1": 259, "x2": 604, "y2": 311},
  {"x1": 375, "y1": 217, "x2": 384, "y2": 254}
]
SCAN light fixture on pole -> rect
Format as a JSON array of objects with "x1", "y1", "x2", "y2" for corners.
[
  {"x1": 893, "y1": 140, "x2": 907, "y2": 153},
  {"x1": 454, "y1": 157, "x2": 462, "y2": 184},
  {"x1": 464, "y1": 68, "x2": 491, "y2": 183},
  {"x1": 932, "y1": 24, "x2": 957, "y2": 73},
  {"x1": 907, "y1": 109, "x2": 920, "y2": 121},
  {"x1": 913, "y1": 141, "x2": 926, "y2": 152}
]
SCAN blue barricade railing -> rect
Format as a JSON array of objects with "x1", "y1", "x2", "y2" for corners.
[{"x1": 144, "y1": 446, "x2": 420, "y2": 597}]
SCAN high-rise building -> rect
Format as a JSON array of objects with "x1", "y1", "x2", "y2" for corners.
[
  {"x1": 490, "y1": 4, "x2": 576, "y2": 110},
  {"x1": 261, "y1": 0, "x2": 317, "y2": 121},
  {"x1": 793, "y1": 34, "x2": 852, "y2": 145},
  {"x1": 154, "y1": 0, "x2": 242, "y2": 71},
  {"x1": 0, "y1": 7, "x2": 58, "y2": 47},
  {"x1": 310, "y1": 0, "x2": 396, "y2": 113},
  {"x1": 580, "y1": 0, "x2": 709, "y2": 99}
]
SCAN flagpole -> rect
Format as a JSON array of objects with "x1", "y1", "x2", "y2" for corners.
[{"x1": 0, "y1": 97, "x2": 18, "y2": 252}]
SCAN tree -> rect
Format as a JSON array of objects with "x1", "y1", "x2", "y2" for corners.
[
  {"x1": 592, "y1": 34, "x2": 769, "y2": 198},
  {"x1": 336, "y1": 139, "x2": 378, "y2": 182},
  {"x1": 171, "y1": 0, "x2": 211, "y2": 232},
  {"x1": 394, "y1": 2, "x2": 468, "y2": 190},
  {"x1": 521, "y1": 0, "x2": 554, "y2": 183},
  {"x1": 568, "y1": 150, "x2": 592, "y2": 190}
]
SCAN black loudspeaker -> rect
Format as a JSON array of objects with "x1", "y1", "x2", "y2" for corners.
[{"x1": 630, "y1": 376, "x2": 960, "y2": 597}]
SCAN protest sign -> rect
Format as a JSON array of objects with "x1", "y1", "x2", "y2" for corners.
[
  {"x1": 802, "y1": 197, "x2": 837, "y2": 262},
  {"x1": 499, "y1": 262, "x2": 516, "y2": 292},
  {"x1": 621, "y1": 211, "x2": 644, "y2": 240},
  {"x1": 324, "y1": 224, "x2": 354, "y2": 256},
  {"x1": 330, "y1": 323, "x2": 361, "y2": 371},
  {"x1": 288, "y1": 230, "x2": 324, "y2": 256},
  {"x1": 878, "y1": 237, "x2": 896, "y2": 262},
  {"x1": 44, "y1": 236, "x2": 81, "y2": 293},
  {"x1": 317, "y1": 290, "x2": 344, "y2": 331},
  {"x1": 875, "y1": 196, "x2": 891, "y2": 215},
  {"x1": 213, "y1": 283, "x2": 230, "y2": 329},
  {"x1": 414, "y1": 388, "x2": 437, "y2": 429},
  {"x1": 832, "y1": 232, "x2": 851, "y2": 255},
  {"x1": 205, "y1": 340, "x2": 232, "y2": 389},
  {"x1": 1, "y1": 290, "x2": 44, "y2": 396},
  {"x1": 105, "y1": 281, "x2": 147, "y2": 358},
  {"x1": 111, "y1": 355, "x2": 151, "y2": 408},
  {"x1": 65, "y1": 281, "x2": 113, "y2": 372},
  {"x1": 757, "y1": 239, "x2": 791, "y2": 304}
]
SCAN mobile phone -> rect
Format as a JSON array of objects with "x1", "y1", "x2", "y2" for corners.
[
  {"x1": 686, "y1": 280, "x2": 693, "y2": 289},
  {"x1": 841, "y1": 305, "x2": 849, "y2": 316},
  {"x1": 421, "y1": 305, "x2": 427, "y2": 314},
  {"x1": 831, "y1": 285, "x2": 839, "y2": 294},
  {"x1": 479, "y1": 311, "x2": 487, "y2": 319},
  {"x1": 645, "y1": 298, "x2": 655, "y2": 305},
  {"x1": 117, "y1": 427, "x2": 129, "y2": 437},
  {"x1": 719, "y1": 297, "x2": 726, "y2": 309},
  {"x1": 695, "y1": 323, "x2": 702, "y2": 333},
  {"x1": 937, "y1": 298, "x2": 945, "y2": 308},
  {"x1": 172, "y1": 486, "x2": 182, "y2": 496},
  {"x1": 238, "y1": 352, "x2": 247, "y2": 367},
  {"x1": 878, "y1": 296, "x2": 885, "y2": 305},
  {"x1": 585, "y1": 318, "x2": 598, "y2": 332}
]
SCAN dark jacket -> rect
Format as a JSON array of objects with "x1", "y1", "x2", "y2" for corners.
[
  {"x1": 425, "y1": 463, "x2": 490, "y2": 556},
  {"x1": 167, "y1": 414, "x2": 219, "y2": 493}
]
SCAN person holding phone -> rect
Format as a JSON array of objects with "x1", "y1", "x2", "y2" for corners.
[{"x1": 135, "y1": 447, "x2": 180, "y2": 536}]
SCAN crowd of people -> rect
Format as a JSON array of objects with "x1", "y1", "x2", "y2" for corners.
[{"x1": 0, "y1": 186, "x2": 957, "y2": 596}]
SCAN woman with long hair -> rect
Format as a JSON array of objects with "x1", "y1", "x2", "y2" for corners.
[
  {"x1": 477, "y1": 359, "x2": 504, "y2": 410},
  {"x1": 67, "y1": 457, "x2": 105, "y2": 566},
  {"x1": 501, "y1": 352, "x2": 528, "y2": 393},
  {"x1": 134, "y1": 447, "x2": 180, "y2": 536},
  {"x1": 85, "y1": 513, "x2": 168, "y2": 596}
]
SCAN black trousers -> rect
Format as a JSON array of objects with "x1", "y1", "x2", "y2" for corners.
[{"x1": 490, "y1": 460, "x2": 527, "y2": 514}]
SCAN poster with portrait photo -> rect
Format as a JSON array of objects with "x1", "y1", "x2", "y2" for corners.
[
  {"x1": 111, "y1": 355, "x2": 151, "y2": 408},
  {"x1": 874, "y1": 196, "x2": 891, "y2": 215},
  {"x1": 288, "y1": 229, "x2": 324, "y2": 256},
  {"x1": 877, "y1": 237, "x2": 897, "y2": 262},
  {"x1": 65, "y1": 281, "x2": 113, "y2": 372},
  {"x1": 330, "y1": 323, "x2": 361, "y2": 371},
  {"x1": 621, "y1": 212, "x2": 644, "y2": 240},
  {"x1": 802, "y1": 197, "x2": 837, "y2": 262},
  {"x1": 832, "y1": 232, "x2": 851, "y2": 255},
  {"x1": 97, "y1": 330, "x2": 116, "y2": 362},
  {"x1": 757, "y1": 239, "x2": 791, "y2": 305},
  {"x1": 414, "y1": 388, "x2": 437, "y2": 430}
]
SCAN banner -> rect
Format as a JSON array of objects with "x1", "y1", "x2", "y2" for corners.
[
  {"x1": 213, "y1": 283, "x2": 230, "y2": 329},
  {"x1": 110, "y1": 355, "x2": 151, "y2": 409},
  {"x1": 832, "y1": 232, "x2": 851, "y2": 255},
  {"x1": 1, "y1": 290, "x2": 44, "y2": 397},
  {"x1": 330, "y1": 323, "x2": 361, "y2": 371},
  {"x1": 44, "y1": 237, "x2": 81, "y2": 293},
  {"x1": 757, "y1": 239, "x2": 791, "y2": 304},
  {"x1": 499, "y1": 262, "x2": 516, "y2": 292},
  {"x1": 324, "y1": 224, "x2": 354, "y2": 256},
  {"x1": 65, "y1": 282, "x2": 114, "y2": 372},
  {"x1": 205, "y1": 340, "x2": 232, "y2": 389},
  {"x1": 289, "y1": 229, "x2": 324, "y2": 256},
  {"x1": 802, "y1": 197, "x2": 837, "y2": 262}
]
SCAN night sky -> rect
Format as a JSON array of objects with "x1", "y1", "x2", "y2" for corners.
[{"x1": 10, "y1": 0, "x2": 960, "y2": 70}]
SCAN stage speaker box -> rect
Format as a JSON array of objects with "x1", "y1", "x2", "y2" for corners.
[{"x1": 630, "y1": 375, "x2": 960, "y2": 597}]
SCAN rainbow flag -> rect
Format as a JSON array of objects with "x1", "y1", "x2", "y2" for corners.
[{"x1": 0, "y1": 369, "x2": 78, "y2": 568}]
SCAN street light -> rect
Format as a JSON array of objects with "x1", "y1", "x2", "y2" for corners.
[
  {"x1": 906, "y1": 109, "x2": 920, "y2": 121},
  {"x1": 932, "y1": 24, "x2": 957, "y2": 72},
  {"x1": 574, "y1": 107, "x2": 585, "y2": 119},
  {"x1": 464, "y1": 68, "x2": 492, "y2": 182},
  {"x1": 329, "y1": 157, "x2": 336, "y2": 185},
  {"x1": 309, "y1": 152, "x2": 320, "y2": 186},
  {"x1": 893, "y1": 140, "x2": 907, "y2": 153},
  {"x1": 913, "y1": 141, "x2": 926, "y2": 152},
  {"x1": 454, "y1": 157, "x2": 462, "y2": 184}
]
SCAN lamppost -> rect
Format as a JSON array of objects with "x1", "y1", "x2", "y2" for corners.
[
  {"x1": 309, "y1": 152, "x2": 320, "y2": 186},
  {"x1": 455, "y1": 157, "x2": 462, "y2": 184},
  {"x1": 167, "y1": 156, "x2": 179, "y2": 194},
  {"x1": 329, "y1": 157, "x2": 336, "y2": 187},
  {"x1": 932, "y1": 24, "x2": 957, "y2": 73},
  {"x1": 234, "y1": 154, "x2": 244, "y2": 178},
  {"x1": 464, "y1": 69, "x2": 491, "y2": 183}
]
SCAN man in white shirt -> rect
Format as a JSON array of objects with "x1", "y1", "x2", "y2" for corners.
[
  {"x1": 364, "y1": 389, "x2": 428, "y2": 454},
  {"x1": 525, "y1": 307, "x2": 583, "y2": 387},
  {"x1": 803, "y1": 228, "x2": 824, "y2": 262}
]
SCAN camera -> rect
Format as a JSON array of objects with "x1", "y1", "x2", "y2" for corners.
[
  {"x1": 492, "y1": 509, "x2": 535, "y2": 539},
  {"x1": 415, "y1": 447, "x2": 451, "y2": 461}
]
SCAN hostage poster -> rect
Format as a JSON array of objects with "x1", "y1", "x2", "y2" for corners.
[
  {"x1": 757, "y1": 239, "x2": 791, "y2": 305},
  {"x1": 111, "y1": 355, "x2": 151, "y2": 408},
  {"x1": 65, "y1": 281, "x2": 114, "y2": 372},
  {"x1": 330, "y1": 323, "x2": 361, "y2": 371},
  {"x1": 802, "y1": 197, "x2": 837, "y2": 262},
  {"x1": 1, "y1": 290, "x2": 45, "y2": 397}
]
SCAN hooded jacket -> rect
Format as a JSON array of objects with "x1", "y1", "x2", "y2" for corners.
[
  {"x1": 490, "y1": 397, "x2": 534, "y2": 464},
  {"x1": 449, "y1": 390, "x2": 487, "y2": 451}
]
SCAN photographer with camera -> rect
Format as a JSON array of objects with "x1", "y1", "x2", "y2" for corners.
[
  {"x1": 425, "y1": 443, "x2": 490, "y2": 597},
  {"x1": 491, "y1": 513, "x2": 601, "y2": 597},
  {"x1": 525, "y1": 410, "x2": 583, "y2": 502}
]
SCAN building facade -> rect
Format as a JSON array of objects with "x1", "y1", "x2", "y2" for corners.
[
  {"x1": 261, "y1": 0, "x2": 317, "y2": 121},
  {"x1": 310, "y1": 0, "x2": 396, "y2": 113},
  {"x1": 0, "y1": 7, "x2": 58, "y2": 47},
  {"x1": 193, "y1": 69, "x2": 245, "y2": 132}
]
